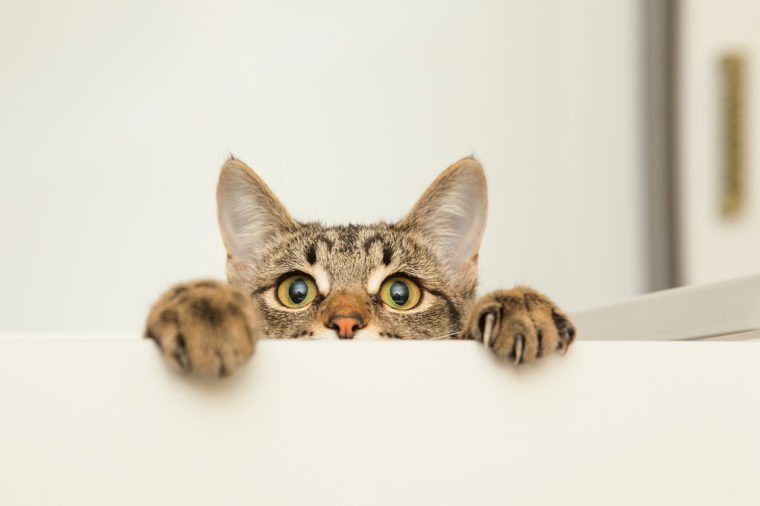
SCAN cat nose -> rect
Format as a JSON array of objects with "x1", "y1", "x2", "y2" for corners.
[{"x1": 327, "y1": 313, "x2": 365, "y2": 339}]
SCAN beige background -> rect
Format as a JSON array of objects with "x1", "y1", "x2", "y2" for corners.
[{"x1": 0, "y1": 0, "x2": 645, "y2": 332}]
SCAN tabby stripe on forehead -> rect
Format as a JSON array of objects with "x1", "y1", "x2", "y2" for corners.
[
  {"x1": 363, "y1": 235, "x2": 382, "y2": 254},
  {"x1": 338, "y1": 225, "x2": 360, "y2": 244},
  {"x1": 316, "y1": 236, "x2": 334, "y2": 252},
  {"x1": 381, "y1": 246, "x2": 393, "y2": 266},
  {"x1": 362, "y1": 235, "x2": 390, "y2": 263},
  {"x1": 306, "y1": 244, "x2": 317, "y2": 265}
]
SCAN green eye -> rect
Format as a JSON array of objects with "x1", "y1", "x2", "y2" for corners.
[
  {"x1": 380, "y1": 276, "x2": 421, "y2": 310},
  {"x1": 277, "y1": 274, "x2": 317, "y2": 308}
]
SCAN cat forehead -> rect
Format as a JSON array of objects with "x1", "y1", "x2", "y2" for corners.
[
  {"x1": 309, "y1": 224, "x2": 393, "y2": 255},
  {"x1": 297, "y1": 223, "x2": 397, "y2": 270},
  {"x1": 254, "y1": 222, "x2": 442, "y2": 283}
]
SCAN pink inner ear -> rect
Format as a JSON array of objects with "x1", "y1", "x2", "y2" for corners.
[
  {"x1": 216, "y1": 160, "x2": 296, "y2": 267},
  {"x1": 449, "y1": 184, "x2": 487, "y2": 261},
  {"x1": 400, "y1": 165, "x2": 487, "y2": 290}
]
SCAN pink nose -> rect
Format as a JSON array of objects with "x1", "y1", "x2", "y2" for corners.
[{"x1": 327, "y1": 313, "x2": 365, "y2": 339}]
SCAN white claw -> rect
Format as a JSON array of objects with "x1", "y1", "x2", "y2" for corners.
[
  {"x1": 483, "y1": 313, "x2": 495, "y2": 348},
  {"x1": 514, "y1": 335, "x2": 524, "y2": 366}
]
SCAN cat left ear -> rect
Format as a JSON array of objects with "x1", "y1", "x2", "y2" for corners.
[
  {"x1": 217, "y1": 158, "x2": 297, "y2": 277},
  {"x1": 398, "y1": 157, "x2": 488, "y2": 290}
]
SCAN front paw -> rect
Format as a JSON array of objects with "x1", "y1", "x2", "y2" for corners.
[
  {"x1": 144, "y1": 280, "x2": 259, "y2": 377},
  {"x1": 464, "y1": 287, "x2": 576, "y2": 364}
]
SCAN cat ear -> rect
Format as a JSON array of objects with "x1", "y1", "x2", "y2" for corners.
[
  {"x1": 398, "y1": 157, "x2": 488, "y2": 290},
  {"x1": 217, "y1": 158, "x2": 297, "y2": 274}
]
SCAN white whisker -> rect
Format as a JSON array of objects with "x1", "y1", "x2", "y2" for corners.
[{"x1": 417, "y1": 330, "x2": 464, "y2": 341}]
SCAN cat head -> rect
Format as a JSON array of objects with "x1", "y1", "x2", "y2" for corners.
[{"x1": 217, "y1": 157, "x2": 488, "y2": 340}]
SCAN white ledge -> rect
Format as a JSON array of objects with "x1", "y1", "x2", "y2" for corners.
[
  {"x1": 1, "y1": 339, "x2": 759, "y2": 505},
  {"x1": 574, "y1": 273, "x2": 760, "y2": 340}
]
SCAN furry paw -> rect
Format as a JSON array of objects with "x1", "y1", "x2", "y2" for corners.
[
  {"x1": 464, "y1": 287, "x2": 576, "y2": 364},
  {"x1": 144, "y1": 280, "x2": 259, "y2": 377}
]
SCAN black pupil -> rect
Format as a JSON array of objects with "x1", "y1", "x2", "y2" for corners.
[
  {"x1": 389, "y1": 281, "x2": 410, "y2": 306},
  {"x1": 288, "y1": 279, "x2": 309, "y2": 304}
]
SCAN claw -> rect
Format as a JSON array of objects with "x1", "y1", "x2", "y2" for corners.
[
  {"x1": 558, "y1": 339, "x2": 569, "y2": 356},
  {"x1": 172, "y1": 333, "x2": 191, "y2": 372},
  {"x1": 482, "y1": 312, "x2": 496, "y2": 348},
  {"x1": 514, "y1": 334, "x2": 524, "y2": 365}
]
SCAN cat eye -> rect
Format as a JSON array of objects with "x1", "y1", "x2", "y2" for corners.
[
  {"x1": 276, "y1": 273, "x2": 317, "y2": 309},
  {"x1": 379, "y1": 276, "x2": 421, "y2": 310}
]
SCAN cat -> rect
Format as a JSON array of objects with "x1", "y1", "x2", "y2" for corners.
[{"x1": 145, "y1": 157, "x2": 576, "y2": 377}]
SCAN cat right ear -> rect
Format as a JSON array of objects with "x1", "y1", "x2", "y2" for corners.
[
  {"x1": 397, "y1": 157, "x2": 488, "y2": 291},
  {"x1": 217, "y1": 158, "x2": 296, "y2": 275}
]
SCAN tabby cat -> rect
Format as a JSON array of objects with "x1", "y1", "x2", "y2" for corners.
[{"x1": 145, "y1": 157, "x2": 575, "y2": 377}]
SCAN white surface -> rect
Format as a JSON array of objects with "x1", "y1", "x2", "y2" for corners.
[
  {"x1": 5, "y1": 274, "x2": 759, "y2": 503},
  {"x1": 575, "y1": 273, "x2": 760, "y2": 340},
  {"x1": 0, "y1": 0, "x2": 645, "y2": 332},
  {"x1": 678, "y1": 0, "x2": 760, "y2": 284},
  {"x1": 0, "y1": 339, "x2": 758, "y2": 505}
]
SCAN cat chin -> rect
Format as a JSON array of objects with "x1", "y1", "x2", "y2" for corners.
[
  {"x1": 307, "y1": 328, "x2": 384, "y2": 341},
  {"x1": 351, "y1": 328, "x2": 384, "y2": 341}
]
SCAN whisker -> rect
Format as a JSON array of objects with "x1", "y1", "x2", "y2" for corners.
[{"x1": 418, "y1": 330, "x2": 463, "y2": 341}]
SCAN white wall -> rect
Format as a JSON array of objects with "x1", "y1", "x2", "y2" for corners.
[
  {"x1": 0, "y1": 0, "x2": 645, "y2": 333},
  {"x1": 678, "y1": 0, "x2": 760, "y2": 285}
]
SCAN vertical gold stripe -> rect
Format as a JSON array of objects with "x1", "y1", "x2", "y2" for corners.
[{"x1": 721, "y1": 53, "x2": 746, "y2": 217}]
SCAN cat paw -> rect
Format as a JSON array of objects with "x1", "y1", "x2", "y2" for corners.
[
  {"x1": 144, "y1": 280, "x2": 259, "y2": 377},
  {"x1": 463, "y1": 287, "x2": 576, "y2": 364}
]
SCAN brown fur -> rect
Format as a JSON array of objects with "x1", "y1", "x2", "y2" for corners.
[
  {"x1": 462, "y1": 286, "x2": 575, "y2": 363},
  {"x1": 144, "y1": 157, "x2": 575, "y2": 377},
  {"x1": 145, "y1": 280, "x2": 258, "y2": 376}
]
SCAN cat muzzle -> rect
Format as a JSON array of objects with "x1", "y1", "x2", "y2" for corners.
[{"x1": 327, "y1": 313, "x2": 366, "y2": 339}]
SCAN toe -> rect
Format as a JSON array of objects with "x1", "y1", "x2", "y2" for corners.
[
  {"x1": 552, "y1": 310, "x2": 576, "y2": 349},
  {"x1": 467, "y1": 300, "x2": 502, "y2": 342},
  {"x1": 532, "y1": 311, "x2": 561, "y2": 358}
]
